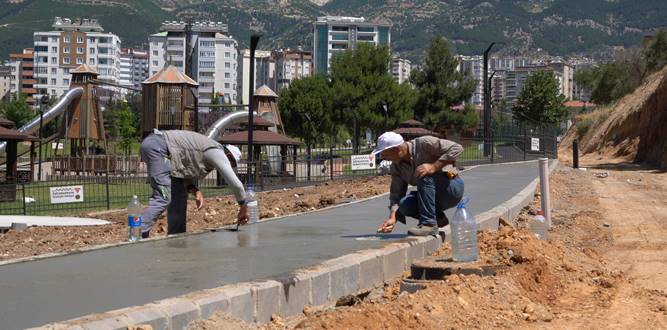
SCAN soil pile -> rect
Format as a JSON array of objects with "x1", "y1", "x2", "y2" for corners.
[{"x1": 563, "y1": 66, "x2": 667, "y2": 168}]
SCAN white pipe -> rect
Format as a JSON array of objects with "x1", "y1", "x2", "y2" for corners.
[
  {"x1": 0, "y1": 87, "x2": 84, "y2": 152},
  {"x1": 538, "y1": 158, "x2": 551, "y2": 227}
]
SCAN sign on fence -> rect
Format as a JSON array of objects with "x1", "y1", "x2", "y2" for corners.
[
  {"x1": 51, "y1": 142, "x2": 64, "y2": 150},
  {"x1": 531, "y1": 138, "x2": 540, "y2": 151},
  {"x1": 351, "y1": 154, "x2": 376, "y2": 171},
  {"x1": 50, "y1": 185, "x2": 84, "y2": 204}
]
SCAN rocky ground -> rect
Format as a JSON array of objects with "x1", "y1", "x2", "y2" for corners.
[
  {"x1": 189, "y1": 161, "x2": 667, "y2": 329},
  {"x1": 0, "y1": 176, "x2": 390, "y2": 261}
]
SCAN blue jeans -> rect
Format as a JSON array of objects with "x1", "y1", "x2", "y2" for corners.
[{"x1": 397, "y1": 172, "x2": 464, "y2": 226}]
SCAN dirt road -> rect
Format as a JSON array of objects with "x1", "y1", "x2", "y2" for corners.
[{"x1": 189, "y1": 162, "x2": 667, "y2": 329}]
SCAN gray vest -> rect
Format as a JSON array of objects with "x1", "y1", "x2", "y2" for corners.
[{"x1": 162, "y1": 130, "x2": 223, "y2": 179}]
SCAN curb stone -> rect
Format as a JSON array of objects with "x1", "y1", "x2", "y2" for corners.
[{"x1": 32, "y1": 161, "x2": 554, "y2": 329}]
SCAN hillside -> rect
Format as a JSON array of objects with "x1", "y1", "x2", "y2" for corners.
[
  {"x1": 0, "y1": 0, "x2": 665, "y2": 61},
  {"x1": 562, "y1": 65, "x2": 667, "y2": 169}
]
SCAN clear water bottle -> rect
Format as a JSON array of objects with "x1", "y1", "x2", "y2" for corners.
[
  {"x1": 531, "y1": 211, "x2": 548, "y2": 240},
  {"x1": 246, "y1": 184, "x2": 259, "y2": 224},
  {"x1": 451, "y1": 197, "x2": 479, "y2": 262},
  {"x1": 127, "y1": 195, "x2": 142, "y2": 242}
]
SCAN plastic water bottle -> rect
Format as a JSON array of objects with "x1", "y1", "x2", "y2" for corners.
[
  {"x1": 531, "y1": 211, "x2": 548, "y2": 240},
  {"x1": 451, "y1": 197, "x2": 479, "y2": 262},
  {"x1": 127, "y1": 195, "x2": 142, "y2": 242},
  {"x1": 246, "y1": 184, "x2": 259, "y2": 224}
]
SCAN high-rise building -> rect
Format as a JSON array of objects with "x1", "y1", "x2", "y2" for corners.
[
  {"x1": 546, "y1": 62, "x2": 573, "y2": 100},
  {"x1": 8, "y1": 48, "x2": 35, "y2": 105},
  {"x1": 240, "y1": 49, "x2": 274, "y2": 106},
  {"x1": 149, "y1": 21, "x2": 237, "y2": 106},
  {"x1": 313, "y1": 16, "x2": 391, "y2": 73},
  {"x1": 458, "y1": 55, "x2": 484, "y2": 106},
  {"x1": 0, "y1": 66, "x2": 13, "y2": 101},
  {"x1": 32, "y1": 17, "x2": 121, "y2": 100},
  {"x1": 504, "y1": 66, "x2": 563, "y2": 105},
  {"x1": 271, "y1": 48, "x2": 312, "y2": 94},
  {"x1": 391, "y1": 57, "x2": 411, "y2": 84},
  {"x1": 120, "y1": 48, "x2": 148, "y2": 90}
]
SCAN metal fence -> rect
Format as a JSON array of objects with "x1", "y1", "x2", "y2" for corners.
[{"x1": 0, "y1": 123, "x2": 559, "y2": 216}]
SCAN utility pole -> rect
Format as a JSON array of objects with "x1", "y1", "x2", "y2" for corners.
[{"x1": 483, "y1": 42, "x2": 501, "y2": 157}]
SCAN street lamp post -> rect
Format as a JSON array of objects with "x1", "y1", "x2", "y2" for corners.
[
  {"x1": 483, "y1": 42, "x2": 502, "y2": 157},
  {"x1": 303, "y1": 113, "x2": 312, "y2": 182},
  {"x1": 247, "y1": 34, "x2": 261, "y2": 185}
]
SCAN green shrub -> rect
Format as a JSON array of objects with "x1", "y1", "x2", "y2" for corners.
[{"x1": 576, "y1": 118, "x2": 593, "y2": 137}]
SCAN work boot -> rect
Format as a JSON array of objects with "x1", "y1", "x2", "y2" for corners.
[
  {"x1": 408, "y1": 224, "x2": 438, "y2": 236},
  {"x1": 437, "y1": 211, "x2": 449, "y2": 228}
]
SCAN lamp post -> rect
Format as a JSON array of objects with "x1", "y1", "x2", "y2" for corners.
[
  {"x1": 483, "y1": 42, "x2": 502, "y2": 157},
  {"x1": 247, "y1": 34, "x2": 261, "y2": 185},
  {"x1": 303, "y1": 113, "x2": 312, "y2": 182}
]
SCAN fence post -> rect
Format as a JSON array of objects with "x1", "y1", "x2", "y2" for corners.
[
  {"x1": 21, "y1": 183, "x2": 27, "y2": 215},
  {"x1": 523, "y1": 126, "x2": 527, "y2": 161},
  {"x1": 490, "y1": 132, "x2": 495, "y2": 164},
  {"x1": 105, "y1": 172, "x2": 110, "y2": 210},
  {"x1": 329, "y1": 146, "x2": 334, "y2": 181}
]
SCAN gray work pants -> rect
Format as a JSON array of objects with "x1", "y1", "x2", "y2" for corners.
[{"x1": 139, "y1": 134, "x2": 188, "y2": 236}]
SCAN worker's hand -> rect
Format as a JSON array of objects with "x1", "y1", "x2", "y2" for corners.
[
  {"x1": 377, "y1": 214, "x2": 397, "y2": 233},
  {"x1": 237, "y1": 204, "x2": 249, "y2": 226},
  {"x1": 416, "y1": 163, "x2": 438, "y2": 178},
  {"x1": 195, "y1": 191, "x2": 205, "y2": 210}
]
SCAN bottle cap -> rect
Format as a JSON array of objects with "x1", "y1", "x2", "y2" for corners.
[
  {"x1": 133, "y1": 195, "x2": 138, "y2": 199},
  {"x1": 536, "y1": 210, "x2": 544, "y2": 216}
]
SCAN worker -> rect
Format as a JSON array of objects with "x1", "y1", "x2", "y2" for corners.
[
  {"x1": 374, "y1": 132, "x2": 464, "y2": 236},
  {"x1": 139, "y1": 129, "x2": 248, "y2": 238}
]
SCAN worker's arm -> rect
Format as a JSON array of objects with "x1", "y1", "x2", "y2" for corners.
[
  {"x1": 184, "y1": 180, "x2": 205, "y2": 210},
  {"x1": 203, "y1": 148, "x2": 249, "y2": 224},
  {"x1": 415, "y1": 136, "x2": 463, "y2": 178}
]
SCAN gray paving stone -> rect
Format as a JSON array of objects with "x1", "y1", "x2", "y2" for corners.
[
  {"x1": 358, "y1": 251, "x2": 383, "y2": 291},
  {"x1": 381, "y1": 244, "x2": 408, "y2": 282},
  {"x1": 219, "y1": 284, "x2": 254, "y2": 323},
  {"x1": 274, "y1": 272, "x2": 311, "y2": 317},
  {"x1": 191, "y1": 289, "x2": 231, "y2": 320},
  {"x1": 251, "y1": 281, "x2": 282, "y2": 323},
  {"x1": 307, "y1": 269, "x2": 330, "y2": 307},
  {"x1": 327, "y1": 257, "x2": 361, "y2": 299},
  {"x1": 80, "y1": 315, "x2": 133, "y2": 330},
  {"x1": 121, "y1": 305, "x2": 169, "y2": 330},
  {"x1": 154, "y1": 298, "x2": 200, "y2": 330}
]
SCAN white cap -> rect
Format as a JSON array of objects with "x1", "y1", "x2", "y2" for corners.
[
  {"x1": 224, "y1": 144, "x2": 242, "y2": 166},
  {"x1": 371, "y1": 132, "x2": 404, "y2": 156}
]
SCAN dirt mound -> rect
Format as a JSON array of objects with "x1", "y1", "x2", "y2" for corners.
[{"x1": 563, "y1": 65, "x2": 667, "y2": 168}]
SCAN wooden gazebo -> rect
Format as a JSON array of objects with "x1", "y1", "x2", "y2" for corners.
[
  {"x1": 141, "y1": 65, "x2": 198, "y2": 137},
  {"x1": 0, "y1": 118, "x2": 37, "y2": 201},
  {"x1": 393, "y1": 119, "x2": 441, "y2": 140}
]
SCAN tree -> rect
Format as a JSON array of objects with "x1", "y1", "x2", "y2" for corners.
[
  {"x1": 0, "y1": 93, "x2": 35, "y2": 128},
  {"x1": 512, "y1": 70, "x2": 567, "y2": 125},
  {"x1": 645, "y1": 29, "x2": 667, "y2": 73},
  {"x1": 278, "y1": 74, "x2": 335, "y2": 143},
  {"x1": 410, "y1": 37, "x2": 476, "y2": 130},
  {"x1": 104, "y1": 100, "x2": 137, "y2": 154},
  {"x1": 329, "y1": 43, "x2": 416, "y2": 136}
]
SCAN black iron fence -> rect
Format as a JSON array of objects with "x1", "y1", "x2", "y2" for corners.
[{"x1": 0, "y1": 123, "x2": 559, "y2": 216}]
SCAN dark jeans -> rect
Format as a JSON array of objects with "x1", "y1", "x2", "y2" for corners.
[{"x1": 397, "y1": 172, "x2": 464, "y2": 226}]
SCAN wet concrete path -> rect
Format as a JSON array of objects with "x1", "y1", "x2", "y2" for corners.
[{"x1": 0, "y1": 161, "x2": 540, "y2": 329}]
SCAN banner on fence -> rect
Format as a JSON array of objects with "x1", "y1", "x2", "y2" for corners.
[
  {"x1": 531, "y1": 138, "x2": 540, "y2": 151},
  {"x1": 50, "y1": 185, "x2": 84, "y2": 204},
  {"x1": 51, "y1": 142, "x2": 64, "y2": 150},
  {"x1": 351, "y1": 154, "x2": 376, "y2": 171}
]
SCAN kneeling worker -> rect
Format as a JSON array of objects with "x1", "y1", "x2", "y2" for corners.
[
  {"x1": 374, "y1": 132, "x2": 464, "y2": 236},
  {"x1": 140, "y1": 129, "x2": 248, "y2": 238}
]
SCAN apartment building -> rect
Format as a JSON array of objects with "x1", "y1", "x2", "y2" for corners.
[
  {"x1": 0, "y1": 66, "x2": 13, "y2": 101},
  {"x1": 271, "y1": 48, "x2": 312, "y2": 94},
  {"x1": 458, "y1": 55, "x2": 484, "y2": 106},
  {"x1": 148, "y1": 21, "x2": 237, "y2": 106},
  {"x1": 32, "y1": 17, "x2": 121, "y2": 100},
  {"x1": 391, "y1": 57, "x2": 411, "y2": 84},
  {"x1": 8, "y1": 48, "x2": 35, "y2": 105},
  {"x1": 504, "y1": 66, "x2": 563, "y2": 105},
  {"x1": 313, "y1": 16, "x2": 391, "y2": 73},
  {"x1": 120, "y1": 48, "x2": 148, "y2": 90},
  {"x1": 240, "y1": 49, "x2": 274, "y2": 106}
]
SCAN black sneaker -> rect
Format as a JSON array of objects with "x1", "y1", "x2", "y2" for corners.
[
  {"x1": 408, "y1": 224, "x2": 438, "y2": 236},
  {"x1": 437, "y1": 211, "x2": 449, "y2": 228}
]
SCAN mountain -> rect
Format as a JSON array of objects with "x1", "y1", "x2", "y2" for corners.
[{"x1": 0, "y1": 0, "x2": 665, "y2": 62}]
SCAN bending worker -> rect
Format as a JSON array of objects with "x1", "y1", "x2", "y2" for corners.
[
  {"x1": 374, "y1": 132, "x2": 464, "y2": 236},
  {"x1": 139, "y1": 129, "x2": 248, "y2": 238}
]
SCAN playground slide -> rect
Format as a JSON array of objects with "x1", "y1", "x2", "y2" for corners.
[
  {"x1": 0, "y1": 87, "x2": 84, "y2": 152},
  {"x1": 206, "y1": 110, "x2": 254, "y2": 140}
]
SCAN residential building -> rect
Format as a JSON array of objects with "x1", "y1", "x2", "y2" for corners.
[
  {"x1": 148, "y1": 32, "x2": 167, "y2": 77},
  {"x1": 9, "y1": 48, "x2": 36, "y2": 105},
  {"x1": 271, "y1": 48, "x2": 312, "y2": 94},
  {"x1": 504, "y1": 66, "x2": 563, "y2": 105},
  {"x1": 32, "y1": 17, "x2": 121, "y2": 100},
  {"x1": 313, "y1": 16, "x2": 391, "y2": 73},
  {"x1": 0, "y1": 66, "x2": 13, "y2": 101},
  {"x1": 149, "y1": 21, "x2": 235, "y2": 106},
  {"x1": 546, "y1": 62, "x2": 573, "y2": 100},
  {"x1": 120, "y1": 48, "x2": 148, "y2": 90},
  {"x1": 391, "y1": 57, "x2": 411, "y2": 84},
  {"x1": 573, "y1": 63, "x2": 594, "y2": 101},
  {"x1": 213, "y1": 34, "x2": 238, "y2": 104},
  {"x1": 458, "y1": 55, "x2": 484, "y2": 106},
  {"x1": 240, "y1": 49, "x2": 274, "y2": 106}
]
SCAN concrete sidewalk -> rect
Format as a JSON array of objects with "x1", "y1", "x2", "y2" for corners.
[{"x1": 0, "y1": 161, "x2": 540, "y2": 330}]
